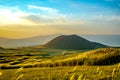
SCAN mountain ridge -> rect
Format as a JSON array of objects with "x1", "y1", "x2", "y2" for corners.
[
  {"x1": 0, "y1": 34, "x2": 119, "y2": 48},
  {"x1": 0, "y1": 34, "x2": 59, "y2": 48}
]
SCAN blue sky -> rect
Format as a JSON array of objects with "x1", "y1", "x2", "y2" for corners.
[
  {"x1": 0, "y1": 0, "x2": 120, "y2": 38},
  {"x1": 1, "y1": 0, "x2": 120, "y2": 16}
]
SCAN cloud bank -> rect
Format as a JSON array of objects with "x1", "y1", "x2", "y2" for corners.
[{"x1": 0, "y1": 2, "x2": 120, "y2": 38}]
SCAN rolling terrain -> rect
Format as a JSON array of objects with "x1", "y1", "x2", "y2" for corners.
[{"x1": 0, "y1": 47, "x2": 120, "y2": 80}]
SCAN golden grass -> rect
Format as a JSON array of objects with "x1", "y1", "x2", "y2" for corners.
[
  {"x1": 1, "y1": 48, "x2": 120, "y2": 69},
  {"x1": 77, "y1": 74, "x2": 84, "y2": 80},
  {"x1": 0, "y1": 71, "x2": 2, "y2": 76},
  {"x1": 70, "y1": 73, "x2": 76, "y2": 80},
  {"x1": 15, "y1": 67, "x2": 23, "y2": 73},
  {"x1": 16, "y1": 74, "x2": 24, "y2": 80},
  {"x1": 0, "y1": 48, "x2": 120, "y2": 80},
  {"x1": 0, "y1": 64, "x2": 120, "y2": 80}
]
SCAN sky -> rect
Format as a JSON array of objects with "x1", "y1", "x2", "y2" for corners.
[{"x1": 0, "y1": 0, "x2": 120, "y2": 38}]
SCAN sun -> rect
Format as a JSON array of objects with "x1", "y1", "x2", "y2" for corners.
[
  {"x1": 1, "y1": 16, "x2": 21, "y2": 24},
  {"x1": 0, "y1": 10, "x2": 22, "y2": 24}
]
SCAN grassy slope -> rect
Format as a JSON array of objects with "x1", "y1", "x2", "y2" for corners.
[
  {"x1": 0, "y1": 48, "x2": 120, "y2": 80},
  {"x1": 0, "y1": 64, "x2": 120, "y2": 80},
  {"x1": 0, "y1": 48, "x2": 120, "y2": 69},
  {"x1": 21, "y1": 48, "x2": 120, "y2": 68},
  {"x1": 52, "y1": 48, "x2": 120, "y2": 66}
]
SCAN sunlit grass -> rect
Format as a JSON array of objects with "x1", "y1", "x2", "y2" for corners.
[
  {"x1": 0, "y1": 47, "x2": 120, "y2": 80},
  {"x1": 0, "y1": 64, "x2": 120, "y2": 80}
]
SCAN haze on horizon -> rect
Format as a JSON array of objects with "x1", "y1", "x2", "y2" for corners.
[{"x1": 0, "y1": 0, "x2": 120, "y2": 39}]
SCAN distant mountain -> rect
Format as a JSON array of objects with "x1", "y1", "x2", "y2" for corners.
[
  {"x1": 0, "y1": 34, "x2": 59, "y2": 48},
  {"x1": 0, "y1": 34, "x2": 119, "y2": 48},
  {"x1": 44, "y1": 35, "x2": 107, "y2": 50}
]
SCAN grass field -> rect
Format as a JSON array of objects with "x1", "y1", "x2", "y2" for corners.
[
  {"x1": 0, "y1": 47, "x2": 120, "y2": 80},
  {"x1": 0, "y1": 64, "x2": 120, "y2": 80}
]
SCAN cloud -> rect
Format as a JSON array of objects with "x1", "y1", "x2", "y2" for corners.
[
  {"x1": 19, "y1": 5, "x2": 69, "y2": 24},
  {"x1": 0, "y1": 5, "x2": 68, "y2": 26},
  {"x1": 27, "y1": 5, "x2": 67, "y2": 17},
  {"x1": 91, "y1": 15, "x2": 120, "y2": 23},
  {"x1": 0, "y1": 6, "x2": 33, "y2": 26},
  {"x1": 28, "y1": 5, "x2": 58, "y2": 13},
  {"x1": 0, "y1": 4, "x2": 120, "y2": 38},
  {"x1": 22, "y1": 15, "x2": 46, "y2": 23},
  {"x1": 22, "y1": 14, "x2": 68, "y2": 24}
]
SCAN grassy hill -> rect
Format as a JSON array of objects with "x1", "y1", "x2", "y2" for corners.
[
  {"x1": 0, "y1": 47, "x2": 120, "y2": 80},
  {"x1": 24, "y1": 48, "x2": 120, "y2": 67},
  {"x1": 51, "y1": 48, "x2": 120, "y2": 66},
  {"x1": 0, "y1": 48, "x2": 120, "y2": 69},
  {"x1": 44, "y1": 35, "x2": 107, "y2": 50}
]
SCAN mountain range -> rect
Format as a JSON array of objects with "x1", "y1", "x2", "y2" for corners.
[
  {"x1": 0, "y1": 34, "x2": 120, "y2": 48},
  {"x1": 0, "y1": 34, "x2": 58, "y2": 48}
]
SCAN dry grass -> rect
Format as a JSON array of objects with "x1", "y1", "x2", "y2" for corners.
[
  {"x1": 0, "y1": 48, "x2": 120, "y2": 80},
  {"x1": 0, "y1": 48, "x2": 120, "y2": 69},
  {"x1": 0, "y1": 64, "x2": 120, "y2": 80}
]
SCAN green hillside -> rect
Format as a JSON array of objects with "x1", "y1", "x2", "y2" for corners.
[{"x1": 44, "y1": 35, "x2": 107, "y2": 50}]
